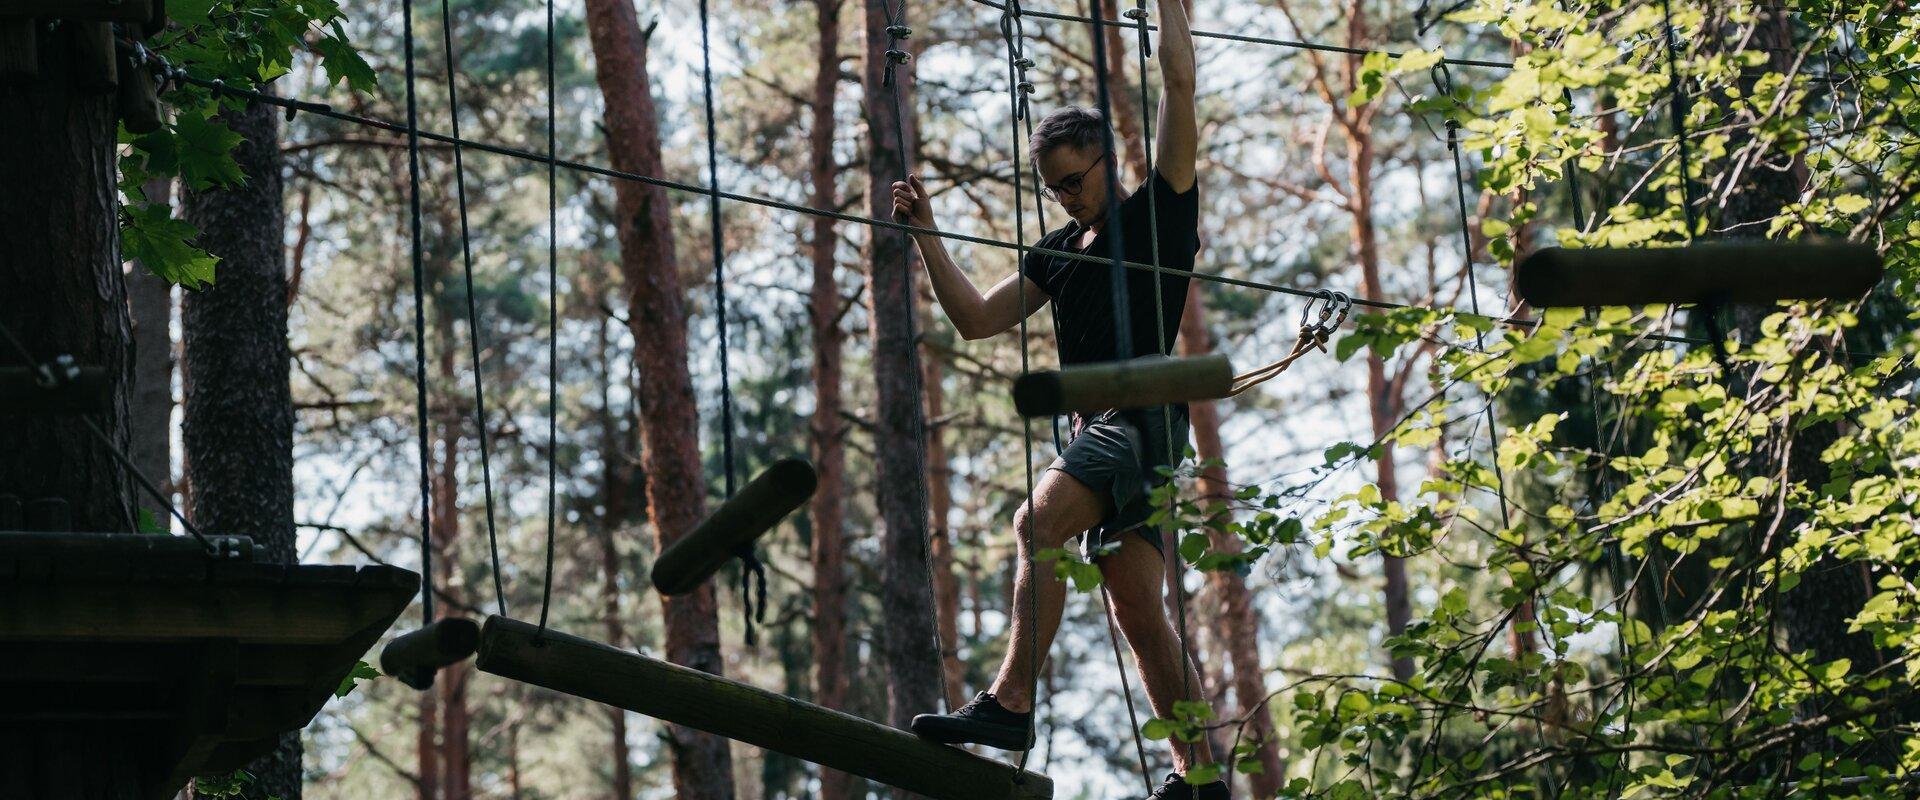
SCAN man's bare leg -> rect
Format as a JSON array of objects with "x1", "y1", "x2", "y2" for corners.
[
  {"x1": 985, "y1": 468, "x2": 1108, "y2": 713},
  {"x1": 1099, "y1": 531, "x2": 1216, "y2": 774}
]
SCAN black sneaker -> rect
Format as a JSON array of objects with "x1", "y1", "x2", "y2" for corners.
[
  {"x1": 908, "y1": 692, "x2": 1034, "y2": 750},
  {"x1": 1144, "y1": 772, "x2": 1230, "y2": 800}
]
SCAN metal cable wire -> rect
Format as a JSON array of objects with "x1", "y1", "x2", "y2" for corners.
[
  {"x1": 534, "y1": 0, "x2": 560, "y2": 636},
  {"x1": 400, "y1": 0, "x2": 436, "y2": 627}
]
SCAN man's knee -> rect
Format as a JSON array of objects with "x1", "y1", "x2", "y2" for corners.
[{"x1": 1013, "y1": 501, "x2": 1081, "y2": 551}]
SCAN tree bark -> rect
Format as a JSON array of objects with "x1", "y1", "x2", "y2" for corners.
[
  {"x1": 432, "y1": 308, "x2": 472, "y2": 800},
  {"x1": 1178, "y1": 286, "x2": 1283, "y2": 795},
  {"x1": 181, "y1": 98, "x2": 299, "y2": 798},
  {"x1": 596, "y1": 297, "x2": 637, "y2": 800},
  {"x1": 128, "y1": 177, "x2": 174, "y2": 530},
  {"x1": 925, "y1": 309, "x2": 965, "y2": 710},
  {"x1": 580, "y1": 0, "x2": 736, "y2": 796},
  {"x1": 863, "y1": 0, "x2": 941, "y2": 769},
  {"x1": 807, "y1": 1, "x2": 857, "y2": 795},
  {"x1": 0, "y1": 21, "x2": 134, "y2": 534}
]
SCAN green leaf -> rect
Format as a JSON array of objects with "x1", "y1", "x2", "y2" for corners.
[
  {"x1": 122, "y1": 203, "x2": 218, "y2": 289},
  {"x1": 1178, "y1": 532, "x2": 1210, "y2": 564},
  {"x1": 171, "y1": 109, "x2": 247, "y2": 191},
  {"x1": 1141, "y1": 718, "x2": 1176, "y2": 740},
  {"x1": 335, "y1": 660, "x2": 380, "y2": 698},
  {"x1": 315, "y1": 28, "x2": 378, "y2": 91}
]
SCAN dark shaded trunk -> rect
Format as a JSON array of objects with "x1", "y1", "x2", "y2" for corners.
[
  {"x1": 181, "y1": 98, "x2": 298, "y2": 798},
  {"x1": 0, "y1": 21, "x2": 134, "y2": 535},
  {"x1": 924, "y1": 311, "x2": 964, "y2": 710},
  {"x1": 128, "y1": 177, "x2": 174, "y2": 528},
  {"x1": 580, "y1": 0, "x2": 736, "y2": 796},
  {"x1": 807, "y1": 1, "x2": 856, "y2": 796},
  {"x1": 1178, "y1": 286, "x2": 1283, "y2": 795},
  {"x1": 863, "y1": 0, "x2": 940, "y2": 768}
]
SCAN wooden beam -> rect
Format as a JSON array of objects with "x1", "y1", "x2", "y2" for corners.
[
  {"x1": 650, "y1": 458, "x2": 816, "y2": 595},
  {"x1": 475, "y1": 616, "x2": 1053, "y2": 800},
  {"x1": 380, "y1": 617, "x2": 480, "y2": 690},
  {"x1": 0, "y1": 0, "x2": 153, "y2": 22},
  {"x1": 1514, "y1": 242, "x2": 1883, "y2": 308},
  {"x1": 1012, "y1": 354, "x2": 1234, "y2": 417}
]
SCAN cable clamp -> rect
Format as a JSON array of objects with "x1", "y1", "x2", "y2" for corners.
[
  {"x1": 1123, "y1": 7, "x2": 1147, "y2": 20},
  {"x1": 886, "y1": 24, "x2": 912, "y2": 39},
  {"x1": 886, "y1": 49, "x2": 912, "y2": 64},
  {"x1": 31, "y1": 354, "x2": 78, "y2": 390}
]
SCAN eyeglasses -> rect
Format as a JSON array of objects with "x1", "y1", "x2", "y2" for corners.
[{"x1": 1038, "y1": 152, "x2": 1106, "y2": 202}]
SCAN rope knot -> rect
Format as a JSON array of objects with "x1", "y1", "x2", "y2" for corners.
[
  {"x1": 1014, "y1": 56, "x2": 1034, "y2": 69},
  {"x1": 882, "y1": 49, "x2": 911, "y2": 86},
  {"x1": 1122, "y1": 7, "x2": 1148, "y2": 20},
  {"x1": 886, "y1": 24, "x2": 912, "y2": 39}
]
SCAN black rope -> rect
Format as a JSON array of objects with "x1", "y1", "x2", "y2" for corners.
[
  {"x1": 1001, "y1": 1, "x2": 1047, "y2": 777},
  {"x1": 153, "y1": 65, "x2": 1752, "y2": 353},
  {"x1": 696, "y1": 0, "x2": 768, "y2": 647},
  {"x1": 437, "y1": 0, "x2": 508, "y2": 619},
  {"x1": 534, "y1": 0, "x2": 560, "y2": 637},
  {"x1": 965, "y1": 0, "x2": 1515, "y2": 69},
  {"x1": 400, "y1": 0, "x2": 436, "y2": 627}
]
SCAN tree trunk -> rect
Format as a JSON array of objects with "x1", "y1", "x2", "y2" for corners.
[
  {"x1": 807, "y1": 1, "x2": 857, "y2": 795},
  {"x1": 128, "y1": 177, "x2": 174, "y2": 530},
  {"x1": 1095, "y1": 12, "x2": 1147, "y2": 185},
  {"x1": 419, "y1": 691, "x2": 440, "y2": 800},
  {"x1": 596, "y1": 299, "x2": 637, "y2": 800},
  {"x1": 0, "y1": 21, "x2": 134, "y2": 535},
  {"x1": 432, "y1": 309, "x2": 472, "y2": 800},
  {"x1": 580, "y1": 0, "x2": 736, "y2": 796},
  {"x1": 1178, "y1": 286, "x2": 1283, "y2": 795},
  {"x1": 179, "y1": 97, "x2": 298, "y2": 800},
  {"x1": 863, "y1": 0, "x2": 940, "y2": 766},
  {"x1": 924, "y1": 311, "x2": 965, "y2": 710}
]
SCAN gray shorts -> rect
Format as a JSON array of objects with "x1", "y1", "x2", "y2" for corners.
[{"x1": 1048, "y1": 405, "x2": 1190, "y2": 559}]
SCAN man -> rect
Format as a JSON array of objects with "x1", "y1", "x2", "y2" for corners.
[{"x1": 890, "y1": 0, "x2": 1226, "y2": 795}]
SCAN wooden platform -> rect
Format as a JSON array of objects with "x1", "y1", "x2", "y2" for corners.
[
  {"x1": 0, "y1": 531, "x2": 418, "y2": 799},
  {"x1": 477, "y1": 615, "x2": 1054, "y2": 800}
]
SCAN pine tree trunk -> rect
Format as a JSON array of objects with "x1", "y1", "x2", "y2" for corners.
[
  {"x1": 180, "y1": 97, "x2": 299, "y2": 800},
  {"x1": 128, "y1": 177, "x2": 174, "y2": 529},
  {"x1": 1178, "y1": 286, "x2": 1284, "y2": 795},
  {"x1": 596, "y1": 303, "x2": 637, "y2": 800},
  {"x1": 863, "y1": 0, "x2": 940, "y2": 767},
  {"x1": 0, "y1": 21, "x2": 134, "y2": 535},
  {"x1": 580, "y1": 1, "x2": 736, "y2": 796},
  {"x1": 431, "y1": 315, "x2": 471, "y2": 800},
  {"x1": 924, "y1": 314, "x2": 965, "y2": 710},
  {"x1": 807, "y1": 1, "x2": 857, "y2": 794}
]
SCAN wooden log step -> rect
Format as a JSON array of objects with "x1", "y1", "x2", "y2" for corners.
[
  {"x1": 1012, "y1": 354, "x2": 1234, "y2": 417},
  {"x1": 1514, "y1": 242, "x2": 1883, "y2": 308},
  {"x1": 380, "y1": 617, "x2": 480, "y2": 690},
  {"x1": 475, "y1": 615, "x2": 1053, "y2": 800},
  {"x1": 650, "y1": 458, "x2": 815, "y2": 595}
]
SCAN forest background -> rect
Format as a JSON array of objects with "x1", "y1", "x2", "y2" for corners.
[{"x1": 107, "y1": 0, "x2": 1920, "y2": 797}]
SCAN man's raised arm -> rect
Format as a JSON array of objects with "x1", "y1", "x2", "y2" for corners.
[
  {"x1": 1152, "y1": 0, "x2": 1198, "y2": 192},
  {"x1": 894, "y1": 174, "x2": 1048, "y2": 341}
]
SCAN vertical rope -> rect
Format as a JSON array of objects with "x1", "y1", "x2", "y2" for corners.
[
  {"x1": 876, "y1": 0, "x2": 949, "y2": 710},
  {"x1": 1660, "y1": 0, "x2": 1699, "y2": 237},
  {"x1": 1002, "y1": 3, "x2": 1046, "y2": 777},
  {"x1": 438, "y1": 0, "x2": 508, "y2": 619},
  {"x1": 400, "y1": 0, "x2": 435, "y2": 628},
  {"x1": 535, "y1": 0, "x2": 560, "y2": 635},
  {"x1": 697, "y1": 0, "x2": 768, "y2": 647}
]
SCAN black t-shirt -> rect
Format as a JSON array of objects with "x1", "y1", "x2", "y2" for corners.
[{"x1": 1021, "y1": 170, "x2": 1199, "y2": 367}]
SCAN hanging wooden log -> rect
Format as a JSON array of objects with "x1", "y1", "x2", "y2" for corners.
[
  {"x1": 69, "y1": 20, "x2": 116, "y2": 91},
  {"x1": 0, "y1": 21, "x2": 35, "y2": 81},
  {"x1": 1012, "y1": 353, "x2": 1234, "y2": 417},
  {"x1": 114, "y1": 47, "x2": 162, "y2": 132},
  {"x1": 475, "y1": 615, "x2": 1053, "y2": 800},
  {"x1": 650, "y1": 457, "x2": 816, "y2": 596},
  {"x1": 1514, "y1": 242, "x2": 1883, "y2": 308},
  {"x1": 379, "y1": 617, "x2": 480, "y2": 690},
  {"x1": 0, "y1": 0, "x2": 154, "y2": 23},
  {"x1": 0, "y1": 365, "x2": 111, "y2": 415}
]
